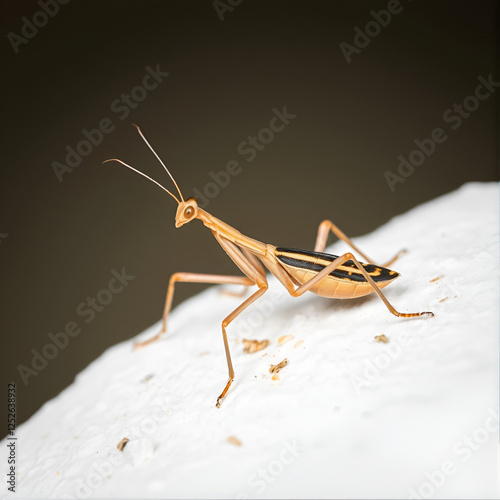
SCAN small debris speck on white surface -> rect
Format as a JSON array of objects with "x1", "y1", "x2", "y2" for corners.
[
  {"x1": 269, "y1": 359, "x2": 288, "y2": 374},
  {"x1": 116, "y1": 437, "x2": 129, "y2": 452},
  {"x1": 242, "y1": 339, "x2": 270, "y2": 353},
  {"x1": 278, "y1": 334, "x2": 294, "y2": 345},
  {"x1": 2, "y1": 182, "x2": 498, "y2": 499},
  {"x1": 227, "y1": 436, "x2": 243, "y2": 447}
]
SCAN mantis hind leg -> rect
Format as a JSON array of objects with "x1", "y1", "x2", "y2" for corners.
[
  {"x1": 314, "y1": 220, "x2": 407, "y2": 267},
  {"x1": 261, "y1": 248, "x2": 433, "y2": 318},
  {"x1": 290, "y1": 252, "x2": 433, "y2": 318}
]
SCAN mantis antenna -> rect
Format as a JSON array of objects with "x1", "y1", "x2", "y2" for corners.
[
  {"x1": 132, "y1": 123, "x2": 185, "y2": 203},
  {"x1": 102, "y1": 158, "x2": 181, "y2": 205}
]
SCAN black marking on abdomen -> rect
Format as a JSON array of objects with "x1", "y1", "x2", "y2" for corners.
[{"x1": 275, "y1": 247, "x2": 399, "y2": 283}]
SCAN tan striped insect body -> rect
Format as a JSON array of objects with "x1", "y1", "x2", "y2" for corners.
[
  {"x1": 105, "y1": 125, "x2": 433, "y2": 408},
  {"x1": 275, "y1": 248, "x2": 399, "y2": 299}
]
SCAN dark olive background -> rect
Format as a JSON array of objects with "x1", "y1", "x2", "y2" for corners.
[{"x1": 1, "y1": 0, "x2": 498, "y2": 428}]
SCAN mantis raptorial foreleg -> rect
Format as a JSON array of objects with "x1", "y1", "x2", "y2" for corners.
[
  {"x1": 314, "y1": 220, "x2": 407, "y2": 268},
  {"x1": 212, "y1": 234, "x2": 269, "y2": 407},
  {"x1": 218, "y1": 246, "x2": 265, "y2": 298},
  {"x1": 136, "y1": 231, "x2": 269, "y2": 407}
]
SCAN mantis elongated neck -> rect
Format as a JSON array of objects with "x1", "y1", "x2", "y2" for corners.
[{"x1": 197, "y1": 208, "x2": 268, "y2": 256}]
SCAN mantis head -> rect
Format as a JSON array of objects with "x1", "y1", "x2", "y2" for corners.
[
  {"x1": 103, "y1": 124, "x2": 199, "y2": 228},
  {"x1": 175, "y1": 198, "x2": 199, "y2": 227}
]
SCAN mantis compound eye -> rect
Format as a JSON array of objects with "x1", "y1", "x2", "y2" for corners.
[{"x1": 184, "y1": 206, "x2": 194, "y2": 218}]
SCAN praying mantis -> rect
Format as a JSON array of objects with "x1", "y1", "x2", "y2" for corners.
[{"x1": 104, "y1": 124, "x2": 433, "y2": 407}]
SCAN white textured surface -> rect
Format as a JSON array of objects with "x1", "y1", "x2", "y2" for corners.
[{"x1": 3, "y1": 182, "x2": 499, "y2": 499}]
